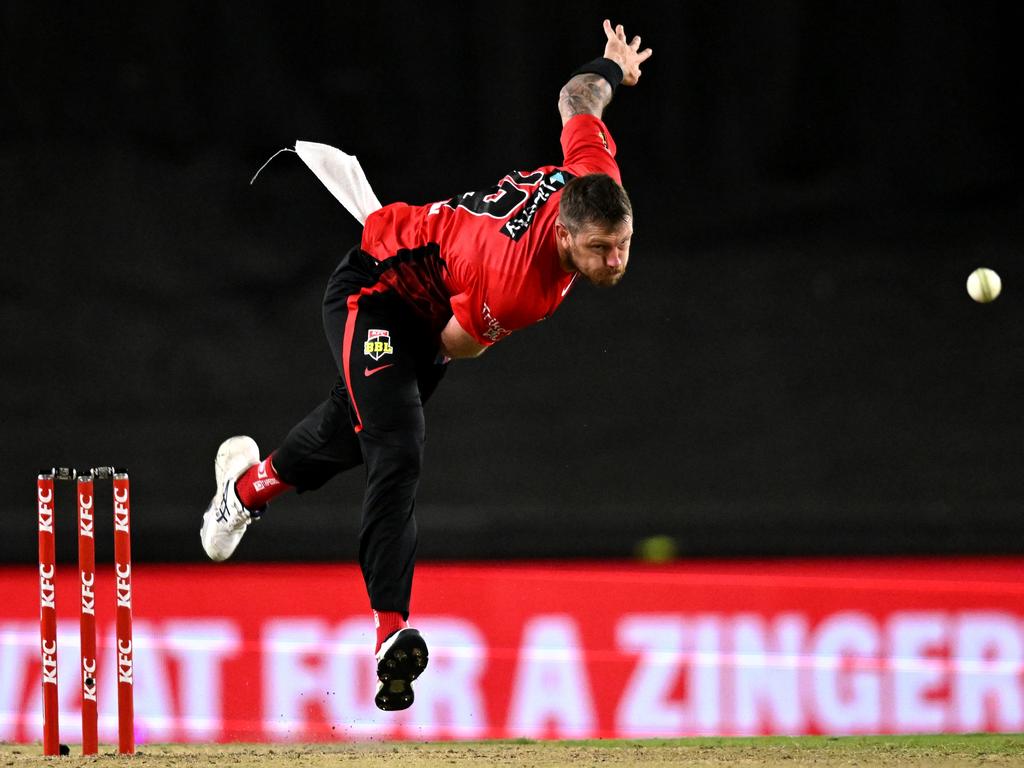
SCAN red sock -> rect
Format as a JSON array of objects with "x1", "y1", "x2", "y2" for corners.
[
  {"x1": 234, "y1": 456, "x2": 293, "y2": 509},
  {"x1": 374, "y1": 610, "x2": 407, "y2": 653}
]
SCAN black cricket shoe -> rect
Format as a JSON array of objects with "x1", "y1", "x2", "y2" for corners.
[{"x1": 374, "y1": 627, "x2": 429, "y2": 711}]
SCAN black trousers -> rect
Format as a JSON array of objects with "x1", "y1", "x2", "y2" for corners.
[{"x1": 272, "y1": 247, "x2": 447, "y2": 618}]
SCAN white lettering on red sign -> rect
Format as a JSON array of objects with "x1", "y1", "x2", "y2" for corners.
[
  {"x1": 810, "y1": 612, "x2": 881, "y2": 732},
  {"x1": 953, "y1": 612, "x2": 1024, "y2": 731},
  {"x1": 116, "y1": 563, "x2": 131, "y2": 609},
  {"x1": 41, "y1": 639, "x2": 58, "y2": 686},
  {"x1": 113, "y1": 487, "x2": 130, "y2": 533},
  {"x1": 81, "y1": 570, "x2": 95, "y2": 615},
  {"x1": 506, "y1": 615, "x2": 596, "y2": 738},
  {"x1": 38, "y1": 564, "x2": 55, "y2": 610},
  {"x1": 732, "y1": 613, "x2": 807, "y2": 733},
  {"x1": 82, "y1": 657, "x2": 97, "y2": 701},
  {"x1": 891, "y1": 612, "x2": 948, "y2": 732},
  {"x1": 118, "y1": 638, "x2": 133, "y2": 685},
  {"x1": 78, "y1": 493, "x2": 94, "y2": 537},
  {"x1": 37, "y1": 486, "x2": 53, "y2": 533},
  {"x1": 5, "y1": 564, "x2": 1024, "y2": 744},
  {"x1": 616, "y1": 614, "x2": 722, "y2": 736}
]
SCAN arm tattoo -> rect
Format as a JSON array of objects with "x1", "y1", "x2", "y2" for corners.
[{"x1": 558, "y1": 73, "x2": 613, "y2": 123}]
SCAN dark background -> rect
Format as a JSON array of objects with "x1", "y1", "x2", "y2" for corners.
[{"x1": 3, "y1": 2, "x2": 1022, "y2": 566}]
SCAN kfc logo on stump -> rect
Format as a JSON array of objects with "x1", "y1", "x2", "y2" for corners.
[{"x1": 364, "y1": 329, "x2": 394, "y2": 360}]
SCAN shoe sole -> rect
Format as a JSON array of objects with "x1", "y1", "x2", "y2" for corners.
[{"x1": 375, "y1": 628, "x2": 428, "y2": 711}]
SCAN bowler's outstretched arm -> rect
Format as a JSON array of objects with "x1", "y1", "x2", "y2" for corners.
[
  {"x1": 440, "y1": 20, "x2": 652, "y2": 360},
  {"x1": 558, "y1": 19, "x2": 653, "y2": 126}
]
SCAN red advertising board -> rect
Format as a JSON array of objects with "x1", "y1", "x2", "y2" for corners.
[{"x1": 2, "y1": 558, "x2": 1023, "y2": 744}]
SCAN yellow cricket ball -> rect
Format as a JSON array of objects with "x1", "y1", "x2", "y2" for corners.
[{"x1": 966, "y1": 267, "x2": 1002, "y2": 303}]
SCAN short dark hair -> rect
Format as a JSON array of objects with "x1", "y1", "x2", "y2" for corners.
[{"x1": 558, "y1": 173, "x2": 633, "y2": 234}]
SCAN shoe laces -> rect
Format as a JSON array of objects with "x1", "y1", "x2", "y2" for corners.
[{"x1": 215, "y1": 481, "x2": 262, "y2": 529}]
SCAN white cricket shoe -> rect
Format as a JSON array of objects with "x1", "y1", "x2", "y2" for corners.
[
  {"x1": 200, "y1": 436, "x2": 261, "y2": 562},
  {"x1": 374, "y1": 627, "x2": 429, "y2": 711}
]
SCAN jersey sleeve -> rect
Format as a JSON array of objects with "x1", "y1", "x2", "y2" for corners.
[
  {"x1": 449, "y1": 292, "x2": 497, "y2": 348},
  {"x1": 560, "y1": 114, "x2": 622, "y2": 182}
]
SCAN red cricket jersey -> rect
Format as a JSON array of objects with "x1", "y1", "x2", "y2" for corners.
[{"x1": 360, "y1": 114, "x2": 621, "y2": 346}]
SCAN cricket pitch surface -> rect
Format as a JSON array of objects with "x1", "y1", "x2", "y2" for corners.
[{"x1": 2, "y1": 735, "x2": 1023, "y2": 767}]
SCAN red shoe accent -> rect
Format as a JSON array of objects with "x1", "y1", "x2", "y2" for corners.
[
  {"x1": 374, "y1": 610, "x2": 408, "y2": 654},
  {"x1": 235, "y1": 456, "x2": 293, "y2": 509}
]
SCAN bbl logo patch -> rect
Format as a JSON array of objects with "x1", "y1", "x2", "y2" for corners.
[{"x1": 364, "y1": 329, "x2": 394, "y2": 361}]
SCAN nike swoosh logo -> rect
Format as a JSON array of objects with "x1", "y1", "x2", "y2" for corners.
[
  {"x1": 561, "y1": 274, "x2": 578, "y2": 297},
  {"x1": 364, "y1": 364, "x2": 394, "y2": 377}
]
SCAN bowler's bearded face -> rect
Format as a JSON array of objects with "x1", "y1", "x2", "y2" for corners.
[{"x1": 565, "y1": 219, "x2": 632, "y2": 287}]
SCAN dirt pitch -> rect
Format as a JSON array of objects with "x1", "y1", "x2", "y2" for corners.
[{"x1": 3, "y1": 735, "x2": 1023, "y2": 767}]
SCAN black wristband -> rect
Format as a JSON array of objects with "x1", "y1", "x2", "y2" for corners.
[{"x1": 571, "y1": 57, "x2": 624, "y2": 91}]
